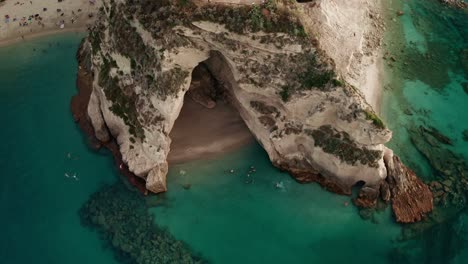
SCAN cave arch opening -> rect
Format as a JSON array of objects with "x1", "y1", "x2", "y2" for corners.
[
  {"x1": 167, "y1": 51, "x2": 255, "y2": 163},
  {"x1": 351, "y1": 180, "x2": 367, "y2": 198}
]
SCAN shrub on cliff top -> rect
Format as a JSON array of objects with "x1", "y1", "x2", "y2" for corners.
[
  {"x1": 279, "y1": 86, "x2": 291, "y2": 102},
  {"x1": 299, "y1": 54, "x2": 335, "y2": 90},
  {"x1": 363, "y1": 110, "x2": 386, "y2": 129},
  {"x1": 307, "y1": 125, "x2": 382, "y2": 168}
]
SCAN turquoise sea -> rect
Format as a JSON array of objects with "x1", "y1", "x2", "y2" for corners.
[
  {"x1": 0, "y1": 0, "x2": 467, "y2": 263},
  {"x1": 0, "y1": 33, "x2": 118, "y2": 264}
]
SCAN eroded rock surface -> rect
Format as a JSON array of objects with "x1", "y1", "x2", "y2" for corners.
[
  {"x1": 383, "y1": 148, "x2": 434, "y2": 223},
  {"x1": 75, "y1": 0, "x2": 433, "y2": 222}
]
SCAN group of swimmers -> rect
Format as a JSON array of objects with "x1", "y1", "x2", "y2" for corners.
[
  {"x1": 2, "y1": 1, "x2": 95, "y2": 33},
  {"x1": 64, "y1": 152, "x2": 79, "y2": 181},
  {"x1": 224, "y1": 165, "x2": 286, "y2": 189}
]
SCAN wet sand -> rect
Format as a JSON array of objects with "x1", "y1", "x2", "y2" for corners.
[{"x1": 168, "y1": 96, "x2": 255, "y2": 164}]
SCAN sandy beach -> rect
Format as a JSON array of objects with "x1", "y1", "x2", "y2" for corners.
[
  {"x1": 168, "y1": 96, "x2": 255, "y2": 164},
  {"x1": 0, "y1": 0, "x2": 100, "y2": 47}
]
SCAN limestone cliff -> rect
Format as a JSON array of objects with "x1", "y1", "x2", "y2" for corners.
[{"x1": 74, "y1": 0, "x2": 432, "y2": 223}]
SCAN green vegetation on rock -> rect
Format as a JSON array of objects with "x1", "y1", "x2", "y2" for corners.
[
  {"x1": 279, "y1": 86, "x2": 291, "y2": 102},
  {"x1": 250, "y1": 101, "x2": 280, "y2": 117},
  {"x1": 125, "y1": 0, "x2": 307, "y2": 44},
  {"x1": 99, "y1": 55, "x2": 145, "y2": 139},
  {"x1": 307, "y1": 125, "x2": 382, "y2": 167},
  {"x1": 275, "y1": 52, "x2": 339, "y2": 100},
  {"x1": 363, "y1": 109, "x2": 386, "y2": 129},
  {"x1": 299, "y1": 54, "x2": 335, "y2": 91}
]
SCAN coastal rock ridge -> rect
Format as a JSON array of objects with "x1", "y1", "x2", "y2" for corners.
[{"x1": 74, "y1": 0, "x2": 433, "y2": 223}]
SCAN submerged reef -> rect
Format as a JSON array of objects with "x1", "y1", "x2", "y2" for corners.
[{"x1": 80, "y1": 182, "x2": 206, "y2": 264}]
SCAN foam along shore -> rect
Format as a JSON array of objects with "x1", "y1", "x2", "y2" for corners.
[{"x1": 0, "y1": 0, "x2": 100, "y2": 47}]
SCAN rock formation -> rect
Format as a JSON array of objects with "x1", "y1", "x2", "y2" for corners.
[
  {"x1": 383, "y1": 148, "x2": 433, "y2": 223},
  {"x1": 72, "y1": 0, "x2": 433, "y2": 223},
  {"x1": 440, "y1": 0, "x2": 468, "y2": 9}
]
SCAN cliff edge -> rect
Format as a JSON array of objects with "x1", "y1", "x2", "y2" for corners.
[{"x1": 73, "y1": 0, "x2": 433, "y2": 223}]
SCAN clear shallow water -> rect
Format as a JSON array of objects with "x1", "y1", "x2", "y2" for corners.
[
  {"x1": 0, "y1": 33, "x2": 403, "y2": 264},
  {"x1": 382, "y1": 0, "x2": 468, "y2": 263},
  {"x1": 1, "y1": 0, "x2": 468, "y2": 263},
  {"x1": 151, "y1": 144, "x2": 401, "y2": 264},
  {"x1": 383, "y1": 0, "x2": 468, "y2": 169},
  {"x1": 0, "y1": 33, "x2": 118, "y2": 264}
]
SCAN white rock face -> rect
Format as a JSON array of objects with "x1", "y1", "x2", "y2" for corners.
[
  {"x1": 298, "y1": 0, "x2": 385, "y2": 111},
  {"x1": 86, "y1": 0, "x2": 392, "y2": 194}
]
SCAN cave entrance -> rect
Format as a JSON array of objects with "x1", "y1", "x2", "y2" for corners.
[
  {"x1": 167, "y1": 58, "x2": 254, "y2": 164},
  {"x1": 351, "y1": 180, "x2": 366, "y2": 198}
]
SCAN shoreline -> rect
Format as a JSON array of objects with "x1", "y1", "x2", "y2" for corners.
[
  {"x1": 0, "y1": 26, "x2": 88, "y2": 48},
  {"x1": 361, "y1": 54, "x2": 385, "y2": 114},
  {"x1": 72, "y1": 42, "x2": 148, "y2": 194},
  {"x1": 71, "y1": 39, "x2": 255, "y2": 193},
  {"x1": 0, "y1": 0, "x2": 99, "y2": 47},
  {"x1": 358, "y1": 0, "x2": 386, "y2": 115}
]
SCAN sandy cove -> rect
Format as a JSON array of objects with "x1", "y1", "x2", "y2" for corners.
[
  {"x1": 7, "y1": 0, "x2": 388, "y2": 166},
  {"x1": 168, "y1": 97, "x2": 255, "y2": 164},
  {"x1": 0, "y1": 0, "x2": 100, "y2": 47}
]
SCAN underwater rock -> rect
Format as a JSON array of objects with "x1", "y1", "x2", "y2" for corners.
[
  {"x1": 409, "y1": 126, "x2": 467, "y2": 179},
  {"x1": 462, "y1": 129, "x2": 468, "y2": 141},
  {"x1": 462, "y1": 82, "x2": 468, "y2": 94},
  {"x1": 403, "y1": 108, "x2": 413, "y2": 116},
  {"x1": 440, "y1": 0, "x2": 468, "y2": 9},
  {"x1": 80, "y1": 183, "x2": 206, "y2": 264},
  {"x1": 421, "y1": 126, "x2": 452, "y2": 145},
  {"x1": 406, "y1": 125, "x2": 467, "y2": 225}
]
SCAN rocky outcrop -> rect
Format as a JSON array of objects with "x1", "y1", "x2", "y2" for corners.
[
  {"x1": 75, "y1": 0, "x2": 433, "y2": 222},
  {"x1": 383, "y1": 148, "x2": 433, "y2": 223},
  {"x1": 409, "y1": 126, "x2": 467, "y2": 211},
  {"x1": 440, "y1": 0, "x2": 468, "y2": 9}
]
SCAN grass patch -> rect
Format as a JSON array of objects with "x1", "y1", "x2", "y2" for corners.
[
  {"x1": 307, "y1": 125, "x2": 382, "y2": 168},
  {"x1": 299, "y1": 54, "x2": 335, "y2": 90},
  {"x1": 279, "y1": 86, "x2": 291, "y2": 102},
  {"x1": 364, "y1": 110, "x2": 385, "y2": 129}
]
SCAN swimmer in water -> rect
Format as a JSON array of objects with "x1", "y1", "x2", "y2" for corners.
[
  {"x1": 64, "y1": 173, "x2": 70, "y2": 178},
  {"x1": 275, "y1": 181, "x2": 285, "y2": 189}
]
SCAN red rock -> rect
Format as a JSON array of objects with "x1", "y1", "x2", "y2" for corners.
[{"x1": 384, "y1": 154, "x2": 433, "y2": 223}]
